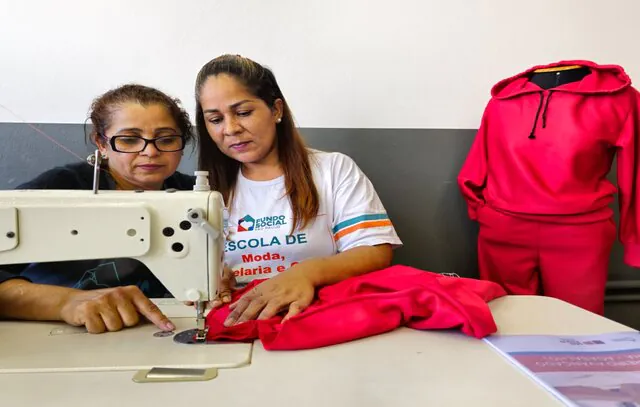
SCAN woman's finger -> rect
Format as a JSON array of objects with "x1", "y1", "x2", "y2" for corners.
[
  {"x1": 233, "y1": 299, "x2": 268, "y2": 325},
  {"x1": 283, "y1": 301, "x2": 306, "y2": 322},
  {"x1": 224, "y1": 296, "x2": 251, "y2": 326},
  {"x1": 256, "y1": 299, "x2": 287, "y2": 321}
]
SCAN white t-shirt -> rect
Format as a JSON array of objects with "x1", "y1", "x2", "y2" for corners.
[{"x1": 224, "y1": 149, "x2": 402, "y2": 285}]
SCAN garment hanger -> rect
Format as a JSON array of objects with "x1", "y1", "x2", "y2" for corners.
[
  {"x1": 530, "y1": 65, "x2": 590, "y2": 89},
  {"x1": 533, "y1": 65, "x2": 583, "y2": 73}
]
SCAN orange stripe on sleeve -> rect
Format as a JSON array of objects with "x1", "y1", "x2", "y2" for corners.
[{"x1": 333, "y1": 220, "x2": 392, "y2": 241}]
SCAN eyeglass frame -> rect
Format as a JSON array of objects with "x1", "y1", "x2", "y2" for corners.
[{"x1": 105, "y1": 135, "x2": 187, "y2": 153}]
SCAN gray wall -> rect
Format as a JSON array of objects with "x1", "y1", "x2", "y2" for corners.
[{"x1": 1, "y1": 123, "x2": 638, "y2": 327}]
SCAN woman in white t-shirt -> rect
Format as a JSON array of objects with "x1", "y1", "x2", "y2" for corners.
[{"x1": 194, "y1": 54, "x2": 403, "y2": 326}]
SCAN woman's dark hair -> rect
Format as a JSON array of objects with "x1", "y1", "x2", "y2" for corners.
[
  {"x1": 194, "y1": 54, "x2": 319, "y2": 233},
  {"x1": 86, "y1": 83, "x2": 194, "y2": 149}
]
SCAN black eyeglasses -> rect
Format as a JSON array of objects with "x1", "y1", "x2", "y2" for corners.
[{"x1": 108, "y1": 135, "x2": 186, "y2": 153}]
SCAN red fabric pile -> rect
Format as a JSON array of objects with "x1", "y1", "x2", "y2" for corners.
[{"x1": 204, "y1": 265, "x2": 507, "y2": 350}]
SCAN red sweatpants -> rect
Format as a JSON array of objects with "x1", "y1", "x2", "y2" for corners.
[{"x1": 476, "y1": 205, "x2": 616, "y2": 315}]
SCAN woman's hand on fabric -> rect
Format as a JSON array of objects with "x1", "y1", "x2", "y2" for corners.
[{"x1": 223, "y1": 271, "x2": 315, "y2": 326}]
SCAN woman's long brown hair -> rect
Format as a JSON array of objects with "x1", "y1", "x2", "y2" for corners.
[{"x1": 195, "y1": 55, "x2": 319, "y2": 233}]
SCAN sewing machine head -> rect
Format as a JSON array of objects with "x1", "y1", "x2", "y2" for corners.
[{"x1": 0, "y1": 170, "x2": 225, "y2": 340}]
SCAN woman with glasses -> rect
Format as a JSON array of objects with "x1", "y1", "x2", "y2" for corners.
[{"x1": 0, "y1": 84, "x2": 194, "y2": 334}]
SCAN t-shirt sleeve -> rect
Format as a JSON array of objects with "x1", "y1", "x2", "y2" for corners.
[{"x1": 329, "y1": 153, "x2": 403, "y2": 252}]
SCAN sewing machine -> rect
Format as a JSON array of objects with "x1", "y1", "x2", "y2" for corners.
[{"x1": 0, "y1": 166, "x2": 224, "y2": 342}]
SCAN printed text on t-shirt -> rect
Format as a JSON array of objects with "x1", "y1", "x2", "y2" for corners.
[
  {"x1": 227, "y1": 233, "x2": 308, "y2": 277},
  {"x1": 225, "y1": 233, "x2": 307, "y2": 252}
]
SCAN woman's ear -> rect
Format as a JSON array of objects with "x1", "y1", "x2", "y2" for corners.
[
  {"x1": 95, "y1": 135, "x2": 109, "y2": 159},
  {"x1": 273, "y1": 99, "x2": 284, "y2": 123}
]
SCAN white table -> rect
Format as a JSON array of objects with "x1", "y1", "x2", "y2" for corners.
[{"x1": 2, "y1": 295, "x2": 634, "y2": 406}]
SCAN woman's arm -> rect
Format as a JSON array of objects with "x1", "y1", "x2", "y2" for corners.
[
  {"x1": 292, "y1": 244, "x2": 392, "y2": 287},
  {"x1": 0, "y1": 278, "x2": 68, "y2": 321},
  {"x1": 0, "y1": 279, "x2": 175, "y2": 333}
]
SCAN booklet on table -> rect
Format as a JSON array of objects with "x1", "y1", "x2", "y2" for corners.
[{"x1": 485, "y1": 331, "x2": 640, "y2": 407}]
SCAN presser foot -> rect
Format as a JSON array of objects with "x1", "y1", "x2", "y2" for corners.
[
  {"x1": 173, "y1": 328, "x2": 209, "y2": 345},
  {"x1": 195, "y1": 326, "x2": 209, "y2": 343},
  {"x1": 173, "y1": 302, "x2": 209, "y2": 344}
]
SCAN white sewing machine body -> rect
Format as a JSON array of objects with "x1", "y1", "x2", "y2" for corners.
[
  {"x1": 0, "y1": 187, "x2": 258, "y2": 380},
  {"x1": 0, "y1": 188, "x2": 224, "y2": 304},
  {"x1": 0, "y1": 167, "x2": 253, "y2": 380}
]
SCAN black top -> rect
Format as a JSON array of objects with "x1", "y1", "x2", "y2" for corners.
[
  {"x1": 0, "y1": 162, "x2": 195, "y2": 298},
  {"x1": 529, "y1": 67, "x2": 591, "y2": 90}
]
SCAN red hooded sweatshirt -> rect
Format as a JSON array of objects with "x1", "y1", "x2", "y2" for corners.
[
  {"x1": 204, "y1": 265, "x2": 506, "y2": 350},
  {"x1": 458, "y1": 60, "x2": 640, "y2": 266}
]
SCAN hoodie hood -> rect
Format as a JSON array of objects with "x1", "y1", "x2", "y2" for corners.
[{"x1": 491, "y1": 60, "x2": 632, "y2": 99}]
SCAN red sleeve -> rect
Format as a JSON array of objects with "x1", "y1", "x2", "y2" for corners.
[
  {"x1": 457, "y1": 101, "x2": 492, "y2": 220},
  {"x1": 617, "y1": 89, "x2": 640, "y2": 267}
]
